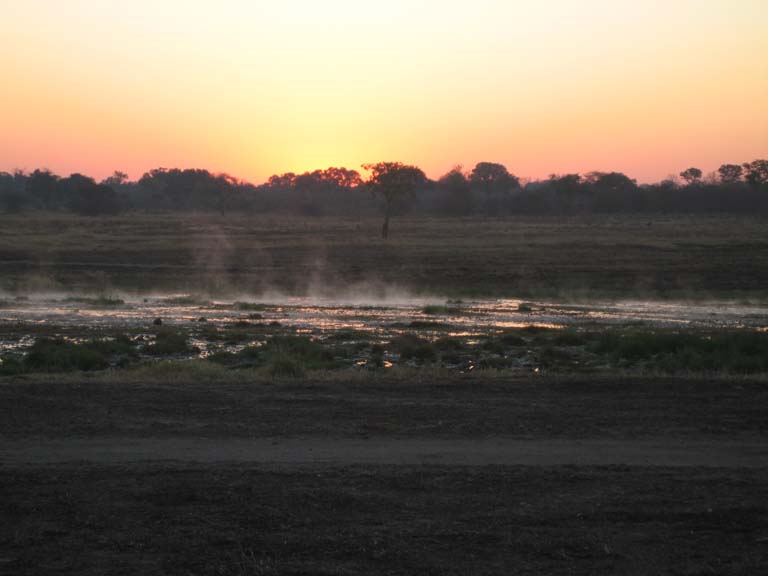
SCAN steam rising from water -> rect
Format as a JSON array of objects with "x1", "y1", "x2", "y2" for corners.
[{"x1": 2, "y1": 290, "x2": 768, "y2": 331}]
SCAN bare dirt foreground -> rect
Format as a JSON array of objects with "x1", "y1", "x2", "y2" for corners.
[
  {"x1": 1, "y1": 374, "x2": 768, "y2": 575},
  {"x1": 3, "y1": 437, "x2": 768, "y2": 468}
]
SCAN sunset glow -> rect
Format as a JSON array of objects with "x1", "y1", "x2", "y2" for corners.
[{"x1": 1, "y1": 0, "x2": 766, "y2": 183}]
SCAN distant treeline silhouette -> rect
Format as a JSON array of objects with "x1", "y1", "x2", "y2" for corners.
[{"x1": 1, "y1": 160, "x2": 767, "y2": 216}]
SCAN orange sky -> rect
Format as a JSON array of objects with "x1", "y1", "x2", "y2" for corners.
[{"x1": 1, "y1": 0, "x2": 766, "y2": 184}]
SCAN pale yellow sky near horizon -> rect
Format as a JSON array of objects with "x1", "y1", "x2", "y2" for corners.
[{"x1": 1, "y1": 0, "x2": 766, "y2": 183}]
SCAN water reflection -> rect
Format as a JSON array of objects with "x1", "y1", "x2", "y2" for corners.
[{"x1": 2, "y1": 295, "x2": 768, "y2": 360}]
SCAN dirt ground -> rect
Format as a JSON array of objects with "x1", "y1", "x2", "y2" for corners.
[
  {"x1": 4, "y1": 436, "x2": 768, "y2": 468},
  {"x1": 1, "y1": 373, "x2": 767, "y2": 574}
]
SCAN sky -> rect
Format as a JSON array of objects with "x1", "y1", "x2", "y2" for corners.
[{"x1": 1, "y1": 0, "x2": 766, "y2": 184}]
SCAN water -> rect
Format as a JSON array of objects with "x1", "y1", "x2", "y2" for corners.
[{"x1": 2, "y1": 294, "x2": 767, "y2": 359}]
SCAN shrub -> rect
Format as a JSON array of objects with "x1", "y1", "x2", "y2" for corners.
[
  {"x1": 267, "y1": 355, "x2": 305, "y2": 378},
  {"x1": 590, "y1": 329, "x2": 768, "y2": 373},
  {"x1": 262, "y1": 335, "x2": 337, "y2": 370},
  {"x1": 23, "y1": 338, "x2": 110, "y2": 372},
  {"x1": 211, "y1": 335, "x2": 337, "y2": 372},
  {"x1": 498, "y1": 331, "x2": 527, "y2": 346},
  {"x1": 390, "y1": 334, "x2": 437, "y2": 362},
  {"x1": 434, "y1": 337, "x2": 465, "y2": 351},
  {"x1": 0, "y1": 357, "x2": 24, "y2": 375},
  {"x1": 551, "y1": 330, "x2": 586, "y2": 346},
  {"x1": 368, "y1": 344, "x2": 385, "y2": 368},
  {"x1": 145, "y1": 330, "x2": 196, "y2": 356}
]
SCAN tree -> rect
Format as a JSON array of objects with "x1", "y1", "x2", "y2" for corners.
[
  {"x1": 437, "y1": 166, "x2": 473, "y2": 216},
  {"x1": 138, "y1": 168, "x2": 238, "y2": 211},
  {"x1": 547, "y1": 173, "x2": 586, "y2": 213},
  {"x1": 679, "y1": 167, "x2": 702, "y2": 185},
  {"x1": 469, "y1": 162, "x2": 519, "y2": 212},
  {"x1": 584, "y1": 171, "x2": 638, "y2": 212},
  {"x1": 717, "y1": 164, "x2": 743, "y2": 184},
  {"x1": 102, "y1": 171, "x2": 129, "y2": 187},
  {"x1": 265, "y1": 172, "x2": 296, "y2": 191},
  {"x1": 742, "y1": 159, "x2": 768, "y2": 189},
  {"x1": 362, "y1": 162, "x2": 426, "y2": 239},
  {"x1": 26, "y1": 169, "x2": 60, "y2": 209},
  {"x1": 58, "y1": 173, "x2": 119, "y2": 215},
  {"x1": 0, "y1": 170, "x2": 27, "y2": 213},
  {"x1": 317, "y1": 167, "x2": 362, "y2": 189}
]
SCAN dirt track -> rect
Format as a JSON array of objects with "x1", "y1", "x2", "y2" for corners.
[{"x1": 3, "y1": 436, "x2": 767, "y2": 467}]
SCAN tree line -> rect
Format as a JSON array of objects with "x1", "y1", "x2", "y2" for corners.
[{"x1": 1, "y1": 160, "x2": 766, "y2": 218}]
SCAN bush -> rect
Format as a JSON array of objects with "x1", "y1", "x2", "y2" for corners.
[
  {"x1": 0, "y1": 357, "x2": 24, "y2": 375},
  {"x1": 146, "y1": 330, "x2": 196, "y2": 356},
  {"x1": 498, "y1": 331, "x2": 527, "y2": 346},
  {"x1": 591, "y1": 329, "x2": 768, "y2": 373},
  {"x1": 551, "y1": 330, "x2": 586, "y2": 346},
  {"x1": 434, "y1": 337, "x2": 465, "y2": 351},
  {"x1": 390, "y1": 334, "x2": 437, "y2": 362},
  {"x1": 210, "y1": 335, "x2": 338, "y2": 372},
  {"x1": 262, "y1": 335, "x2": 337, "y2": 370},
  {"x1": 267, "y1": 355, "x2": 305, "y2": 378},
  {"x1": 368, "y1": 344, "x2": 385, "y2": 368},
  {"x1": 23, "y1": 338, "x2": 110, "y2": 372}
]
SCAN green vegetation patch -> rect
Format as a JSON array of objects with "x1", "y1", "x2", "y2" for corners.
[
  {"x1": 209, "y1": 335, "x2": 339, "y2": 375},
  {"x1": 390, "y1": 334, "x2": 437, "y2": 362},
  {"x1": 591, "y1": 329, "x2": 768, "y2": 373},
  {"x1": 145, "y1": 330, "x2": 198, "y2": 356},
  {"x1": 3, "y1": 335, "x2": 138, "y2": 374}
]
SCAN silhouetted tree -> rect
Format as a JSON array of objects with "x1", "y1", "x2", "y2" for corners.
[
  {"x1": 26, "y1": 169, "x2": 60, "y2": 209},
  {"x1": 266, "y1": 172, "x2": 297, "y2": 190},
  {"x1": 138, "y1": 168, "x2": 238, "y2": 211},
  {"x1": 718, "y1": 164, "x2": 743, "y2": 184},
  {"x1": 58, "y1": 173, "x2": 119, "y2": 215},
  {"x1": 547, "y1": 173, "x2": 587, "y2": 213},
  {"x1": 102, "y1": 171, "x2": 129, "y2": 187},
  {"x1": 585, "y1": 171, "x2": 638, "y2": 212},
  {"x1": 743, "y1": 159, "x2": 768, "y2": 189},
  {"x1": 437, "y1": 166, "x2": 473, "y2": 216},
  {"x1": 679, "y1": 167, "x2": 703, "y2": 185},
  {"x1": 0, "y1": 170, "x2": 27, "y2": 213},
  {"x1": 5, "y1": 158, "x2": 768, "y2": 216},
  {"x1": 317, "y1": 167, "x2": 362, "y2": 189},
  {"x1": 362, "y1": 162, "x2": 426, "y2": 239},
  {"x1": 469, "y1": 162, "x2": 519, "y2": 213}
]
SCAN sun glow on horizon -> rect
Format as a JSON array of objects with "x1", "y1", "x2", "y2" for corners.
[{"x1": 1, "y1": 0, "x2": 766, "y2": 184}]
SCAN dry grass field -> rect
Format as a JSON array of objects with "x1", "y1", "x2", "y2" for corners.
[{"x1": 1, "y1": 214, "x2": 767, "y2": 299}]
